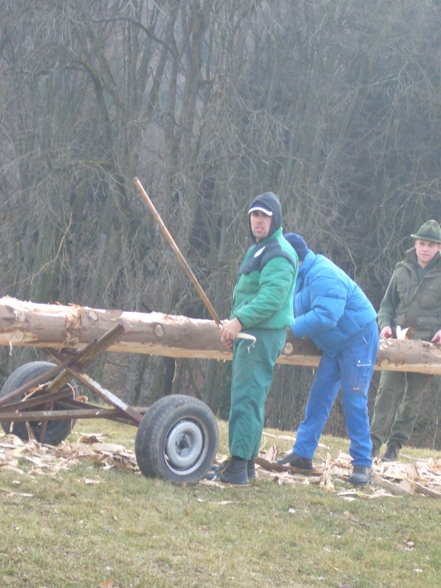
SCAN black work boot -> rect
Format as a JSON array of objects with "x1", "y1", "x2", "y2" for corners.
[
  {"x1": 381, "y1": 442, "x2": 400, "y2": 462},
  {"x1": 247, "y1": 459, "x2": 256, "y2": 481},
  {"x1": 349, "y1": 465, "x2": 372, "y2": 486},
  {"x1": 206, "y1": 458, "x2": 249, "y2": 485},
  {"x1": 277, "y1": 452, "x2": 313, "y2": 470}
]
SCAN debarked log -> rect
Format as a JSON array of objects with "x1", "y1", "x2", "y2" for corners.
[{"x1": 1, "y1": 297, "x2": 441, "y2": 373}]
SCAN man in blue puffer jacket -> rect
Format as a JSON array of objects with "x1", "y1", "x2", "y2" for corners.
[{"x1": 278, "y1": 233, "x2": 378, "y2": 485}]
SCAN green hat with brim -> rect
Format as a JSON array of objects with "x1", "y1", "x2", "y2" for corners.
[{"x1": 410, "y1": 219, "x2": 441, "y2": 244}]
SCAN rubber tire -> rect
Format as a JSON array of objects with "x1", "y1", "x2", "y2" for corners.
[
  {"x1": 135, "y1": 395, "x2": 218, "y2": 484},
  {"x1": 0, "y1": 361, "x2": 77, "y2": 445}
]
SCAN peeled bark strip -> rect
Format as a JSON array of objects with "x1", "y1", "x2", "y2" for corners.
[{"x1": 1, "y1": 297, "x2": 441, "y2": 373}]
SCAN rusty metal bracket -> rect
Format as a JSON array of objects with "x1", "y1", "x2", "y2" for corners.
[
  {"x1": 0, "y1": 407, "x2": 147, "y2": 426},
  {"x1": 43, "y1": 323, "x2": 125, "y2": 395},
  {"x1": 0, "y1": 323, "x2": 144, "y2": 431},
  {"x1": 0, "y1": 324, "x2": 125, "y2": 408},
  {"x1": 44, "y1": 348, "x2": 143, "y2": 424}
]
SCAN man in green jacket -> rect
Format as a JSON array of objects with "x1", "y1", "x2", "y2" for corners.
[
  {"x1": 371, "y1": 220, "x2": 441, "y2": 461},
  {"x1": 209, "y1": 192, "x2": 298, "y2": 484}
]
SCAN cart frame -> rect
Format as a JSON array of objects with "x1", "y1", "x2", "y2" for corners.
[{"x1": 0, "y1": 324, "x2": 218, "y2": 484}]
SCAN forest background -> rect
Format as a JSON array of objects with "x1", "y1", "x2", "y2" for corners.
[{"x1": 1, "y1": 0, "x2": 441, "y2": 448}]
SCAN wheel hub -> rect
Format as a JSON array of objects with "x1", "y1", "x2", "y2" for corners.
[{"x1": 165, "y1": 420, "x2": 205, "y2": 471}]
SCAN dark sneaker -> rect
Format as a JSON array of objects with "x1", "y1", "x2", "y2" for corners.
[
  {"x1": 247, "y1": 459, "x2": 256, "y2": 481},
  {"x1": 205, "y1": 458, "x2": 248, "y2": 485},
  {"x1": 277, "y1": 452, "x2": 313, "y2": 470},
  {"x1": 349, "y1": 465, "x2": 372, "y2": 486},
  {"x1": 381, "y1": 443, "x2": 400, "y2": 462}
]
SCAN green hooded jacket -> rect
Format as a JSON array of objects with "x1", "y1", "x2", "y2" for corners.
[{"x1": 230, "y1": 192, "x2": 298, "y2": 330}]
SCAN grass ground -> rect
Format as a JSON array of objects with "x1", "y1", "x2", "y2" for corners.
[{"x1": 1, "y1": 418, "x2": 440, "y2": 588}]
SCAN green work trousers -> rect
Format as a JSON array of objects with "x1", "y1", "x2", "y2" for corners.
[
  {"x1": 229, "y1": 327, "x2": 286, "y2": 459},
  {"x1": 370, "y1": 370, "x2": 433, "y2": 449}
]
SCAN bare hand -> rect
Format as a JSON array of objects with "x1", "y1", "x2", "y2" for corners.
[
  {"x1": 222, "y1": 339, "x2": 234, "y2": 351},
  {"x1": 380, "y1": 326, "x2": 393, "y2": 339},
  {"x1": 220, "y1": 317, "x2": 242, "y2": 350},
  {"x1": 432, "y1": 329, "x2": 441, "y2": 343}
]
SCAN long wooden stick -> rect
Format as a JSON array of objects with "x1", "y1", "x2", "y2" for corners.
[
  {"x1": 134, "y1": 178, "x2": 256, "y2": 343},
  {"x1": 134, "y1": 177, "x2": 221, "y2": 326}
]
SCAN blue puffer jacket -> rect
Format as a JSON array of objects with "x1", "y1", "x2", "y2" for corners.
[{"x1": 291, "y1": 251, "x2": 376, "y2": 356}]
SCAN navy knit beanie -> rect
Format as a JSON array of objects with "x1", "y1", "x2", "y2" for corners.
[{"x1": 284, "y1": 233, "x2": 309, "y2": 261}]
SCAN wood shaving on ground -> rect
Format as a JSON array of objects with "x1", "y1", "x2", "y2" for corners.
[
  {"x1": 201, "y1": 447, "x2": 441, "y2": 499},
  {"x1": 0, "y1": 433, "x2": 138, "y2": 477},
  {"x1": 2, "y1": 433, "x2": 441, "y2": 498}
]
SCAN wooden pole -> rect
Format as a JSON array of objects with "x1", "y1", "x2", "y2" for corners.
[
  {"x1": 133, "y1": 178, "x2": 256, "y2": 343},
  {"x1": 134, "y1": 177, "x2": 221, "y2": 326}
]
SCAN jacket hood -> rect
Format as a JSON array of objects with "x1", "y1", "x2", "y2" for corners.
[{"x1": 248, "y1": 192, "x2": 282, "y2": 242}]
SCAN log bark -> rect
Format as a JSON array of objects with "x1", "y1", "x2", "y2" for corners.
[{"x1": 1, "y1": 297, "x2": 441, "y2": 373}]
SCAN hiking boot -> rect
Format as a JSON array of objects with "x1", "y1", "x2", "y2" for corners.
[
  {"x1": 247, "y1": 459, "x2": 256, "y2": 481},
  {"x1": 381, "y1": 442, "x2": 400, "y2": 462},
  {"x1": 349, "y1": 465, "x2": 372, "y2": 486},
  {"x1": 205, "y1": 458, "x2": 248, "y2": 485},
  {"x1": 277, "y1": 452, "x2": 313, "y2": 470}
]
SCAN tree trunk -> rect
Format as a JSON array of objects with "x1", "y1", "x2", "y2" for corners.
[{"x1": 2, "y1": 297, "x2": 441, "y2": 373}]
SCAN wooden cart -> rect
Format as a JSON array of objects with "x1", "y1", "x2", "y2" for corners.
[{"x1": 0, "y1": 324, "x2": 218, "y2": 484}]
